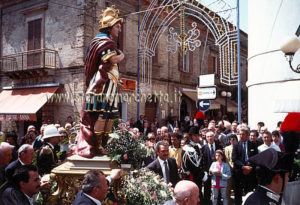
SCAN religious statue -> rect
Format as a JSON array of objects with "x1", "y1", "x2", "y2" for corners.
[{"x1": 74, "y1": 5, "x2": 124, "y2": 158}]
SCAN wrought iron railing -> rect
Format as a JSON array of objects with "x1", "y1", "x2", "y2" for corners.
[{"x1": 2, "y1": 48, "x2": 58, "y2": 72}]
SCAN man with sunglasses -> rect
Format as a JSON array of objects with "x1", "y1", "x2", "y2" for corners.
[{"x1": 143, "y1": 133, "x2": 157, "y2": 167}]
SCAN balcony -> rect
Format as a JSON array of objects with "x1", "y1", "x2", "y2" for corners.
[{"x1": 2, "y1": 48, "x2": 58, "y2": 79}]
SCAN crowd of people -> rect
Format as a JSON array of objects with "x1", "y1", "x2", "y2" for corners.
[
  {"x1": 133, "y1": 115, "x2": 295, "y2": 205},
  {"x1": 0, "y1": 114, "x2": 297, "y2": 205}
]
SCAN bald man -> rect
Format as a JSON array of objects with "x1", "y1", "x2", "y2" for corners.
[
  {"x1": 164, "y1": 180, "x2": 199, "y2": 205},
  {"x1": 0, "y1": 142, "x2": 14, "y2": 185}
]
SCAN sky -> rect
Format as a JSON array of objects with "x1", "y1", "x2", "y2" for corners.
[
  {"x1": 240, "y1": 0, "x2": 248, "y2": 33},
  {"x1": 199, "y1": 0, "x2": 248, "y2": 33}
]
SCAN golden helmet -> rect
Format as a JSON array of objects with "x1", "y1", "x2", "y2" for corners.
[{"x1": 99, "y1": 5, "x2": 123, "y2": 30}]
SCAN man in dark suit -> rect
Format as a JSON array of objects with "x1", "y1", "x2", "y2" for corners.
[
  {"x1": 5, "y1": 144, "x2": 34, "y2": 182},
  {"x1": 232, "y1": 128, "x2": 258, "y2": 205},
  {"x1": 135, "y1": 115, "x2": 144, "y2": 132},
  {"x1": 172, "y1": 116, "x2": 180, "y2": 129},
  {"x1": 1, "y1": 165, "x2": 41, "y2": 205},
  {"x1": 202, "y1": 131, "x2": 223, "y2": 205},
  {"x1": 73, "y1": 170, "x2": 108, "y2": 205},
  {"x1": 249, "y1": 129, "x2": 263, "y2": 147},
  {"x1": 146, "y1": 141, "x2": 180, "y2": 187},
  {"x1": 73, "y1": 169, "x2": 121, "y2": 205},
  {"x1": 0, "y1": 142, "x2": 14, "y2": 186},
  {"x1": 143, "y1": 121, "x2": 151, "y2": 137}
]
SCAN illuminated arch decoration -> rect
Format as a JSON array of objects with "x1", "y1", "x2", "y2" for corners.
[{"x1": 139, "y1": 0, "x2": 238, "y2": 90}]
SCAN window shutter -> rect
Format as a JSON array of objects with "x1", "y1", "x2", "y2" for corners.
[
  {"x1": 34, "y1": 19, "x2": 41, "y2": 49},
  {"x1": 27, "y1": 19, "x2": 42, "y2": 67},
  {"x1": 28, "y1": 21, "x2": 34, "y2": 50},
  {"x1": 28, "y1": 19, "x2": 42, "y2": 50}
]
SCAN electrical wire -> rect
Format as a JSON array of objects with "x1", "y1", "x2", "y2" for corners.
[{"x1": 266, "y1": 0, "x2": 283, "y2": 49}]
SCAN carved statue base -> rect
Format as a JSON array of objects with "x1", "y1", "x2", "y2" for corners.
[{"x1": 45, "y1": 155, "x2": 119, "y2": 205}]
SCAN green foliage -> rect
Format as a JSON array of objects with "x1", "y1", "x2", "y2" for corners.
[
  {"x1": 106, "y1": 127, "x2": 147, "y2": 169},
  {"x1": 291, "y1": 159, "x2": 300, "y2": 181},
  {"x1": 32, "y1": 150, "x2": 39, "y2": 166}
]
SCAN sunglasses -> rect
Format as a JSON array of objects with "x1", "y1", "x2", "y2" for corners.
[{"x1": 149, "y1": 138, "x2": 156, "y2": 141}]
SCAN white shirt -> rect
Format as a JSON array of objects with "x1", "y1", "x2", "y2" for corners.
[
  {"x1": 258, "y1": 144, "x2": 281, "y2": 153},
  {"x1": 158, "y1": 157, "x2": 169, "y2": 183},
  {"x1": 47, "y1": 142, "x2": 55, "y2": 149},
  {"x1": 19, "y1": 159, "x2": 25, "y2": 165},
  {"x1": 24, "y1": 194, "x2": 34, "y2": 205},
  {"x1": 83, "y1": 193, "x2": 102, "y2": 205}
]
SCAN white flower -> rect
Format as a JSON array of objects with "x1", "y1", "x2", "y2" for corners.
[
  {"x1": 153, "y1": 177, "x2": 159, "y2": 184},
  {"x1": 160, "y1": 190, "x2": 167, "y2": 198},
  {"x1": 108, "y1": 133, "x2": 120, "y2": 141}
]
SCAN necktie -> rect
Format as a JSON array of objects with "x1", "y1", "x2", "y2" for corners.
[
  {"x1": 211, "y1": 144, "x2": 214, "y2": 155},
  {"x1": 164, "y1": 161, "x2": 170, "y2": 184}
]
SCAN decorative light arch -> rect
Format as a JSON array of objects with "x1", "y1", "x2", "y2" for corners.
[{"x1": 139, "y1": 0, "x2": 238, "y2": 90}]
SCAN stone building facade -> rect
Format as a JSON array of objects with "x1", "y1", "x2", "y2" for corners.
[{"x1": 0, "y1": 0, "x2": 248, "y2": 135}]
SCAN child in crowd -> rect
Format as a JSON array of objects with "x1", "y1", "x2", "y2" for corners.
[{"x1": 209, "y1": 149, "x2": 231, "y2": 205}]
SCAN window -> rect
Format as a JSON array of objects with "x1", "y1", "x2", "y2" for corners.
[
  {"x1": 208, "y1": 55, "x2": 218, "y2": 74},
  {"x1": 178, "y1": 50, "x2": 193, "y2": 73},
  {"x1": 27, "y1": 19, "x2": 42, "y2": 68},
  {"x1": 28, "y1": 19, "x2": 42, "y2": 51}
]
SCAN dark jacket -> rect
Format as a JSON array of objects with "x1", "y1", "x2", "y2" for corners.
[
  {"x1": 146, "y1": 157, "x2": 180, "y2": 187},
  {"x1": 73, "y1": 190, "x2": 97, "y2": 205},
  {"x1": 244, "y1": 186, "x2": 280, "y2": 205},
  {"x1": 135, "y1": 120, "x2": 144, "y2": 132},
  {"x1": 5, "y1": 160, "x2": 22, "y2": 182},
  {"x1": 143, "y1": 150, "x2": 157, "y2": 167},
  {"x1": 1, "y1": 187, "x2": 31, "y2": 205},
  {"x1": 202, "y1": 142, "x2": 223, "y2": 172},
  {"x1": 232, "y1": 140, "x2": 258, "y2": 176}
]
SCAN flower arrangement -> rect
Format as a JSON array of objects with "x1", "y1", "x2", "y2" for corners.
[
  {"x1": 106, "y1": 126, "x2": 148, "y2": 169},
  {"x1": 121, "y1": 168, "x2": 173, "y2": 205}
]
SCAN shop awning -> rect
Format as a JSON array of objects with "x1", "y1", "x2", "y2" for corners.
[
  {"x1": 0, "y1": 86, "x2": 59, "y2": 121},
  {"x1": 214, "y1": 97, "x2": 238, "y2": 112},
  {"x1": 180, "y1": 88, "x2": 238, "y2": 112}
]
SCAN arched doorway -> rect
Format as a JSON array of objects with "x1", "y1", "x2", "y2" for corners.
[
  {"x1": 145, "y1": 95, "x2": 158, "y2": 122},
  {"x1": 180, "y1": 99, "x2": 188, "y2": 122}
]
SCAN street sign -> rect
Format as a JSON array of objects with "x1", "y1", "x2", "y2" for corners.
[
  {"x1": 197, "y1": 86, "x2": 217, "y2": 100},
  {"x1": 198, "y1": 74, "x2": 215, "y2": 87},
  {"x1": 121, "y1": 78, "x2": 136, "y2": 91},
  {"x1": 196, "y1": 99, "x2": 211, "y2": 112}
]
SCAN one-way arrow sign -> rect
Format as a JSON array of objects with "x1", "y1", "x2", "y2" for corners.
[{"x1": 196, "y1": 99, "x2": 211, "y2": 112}]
